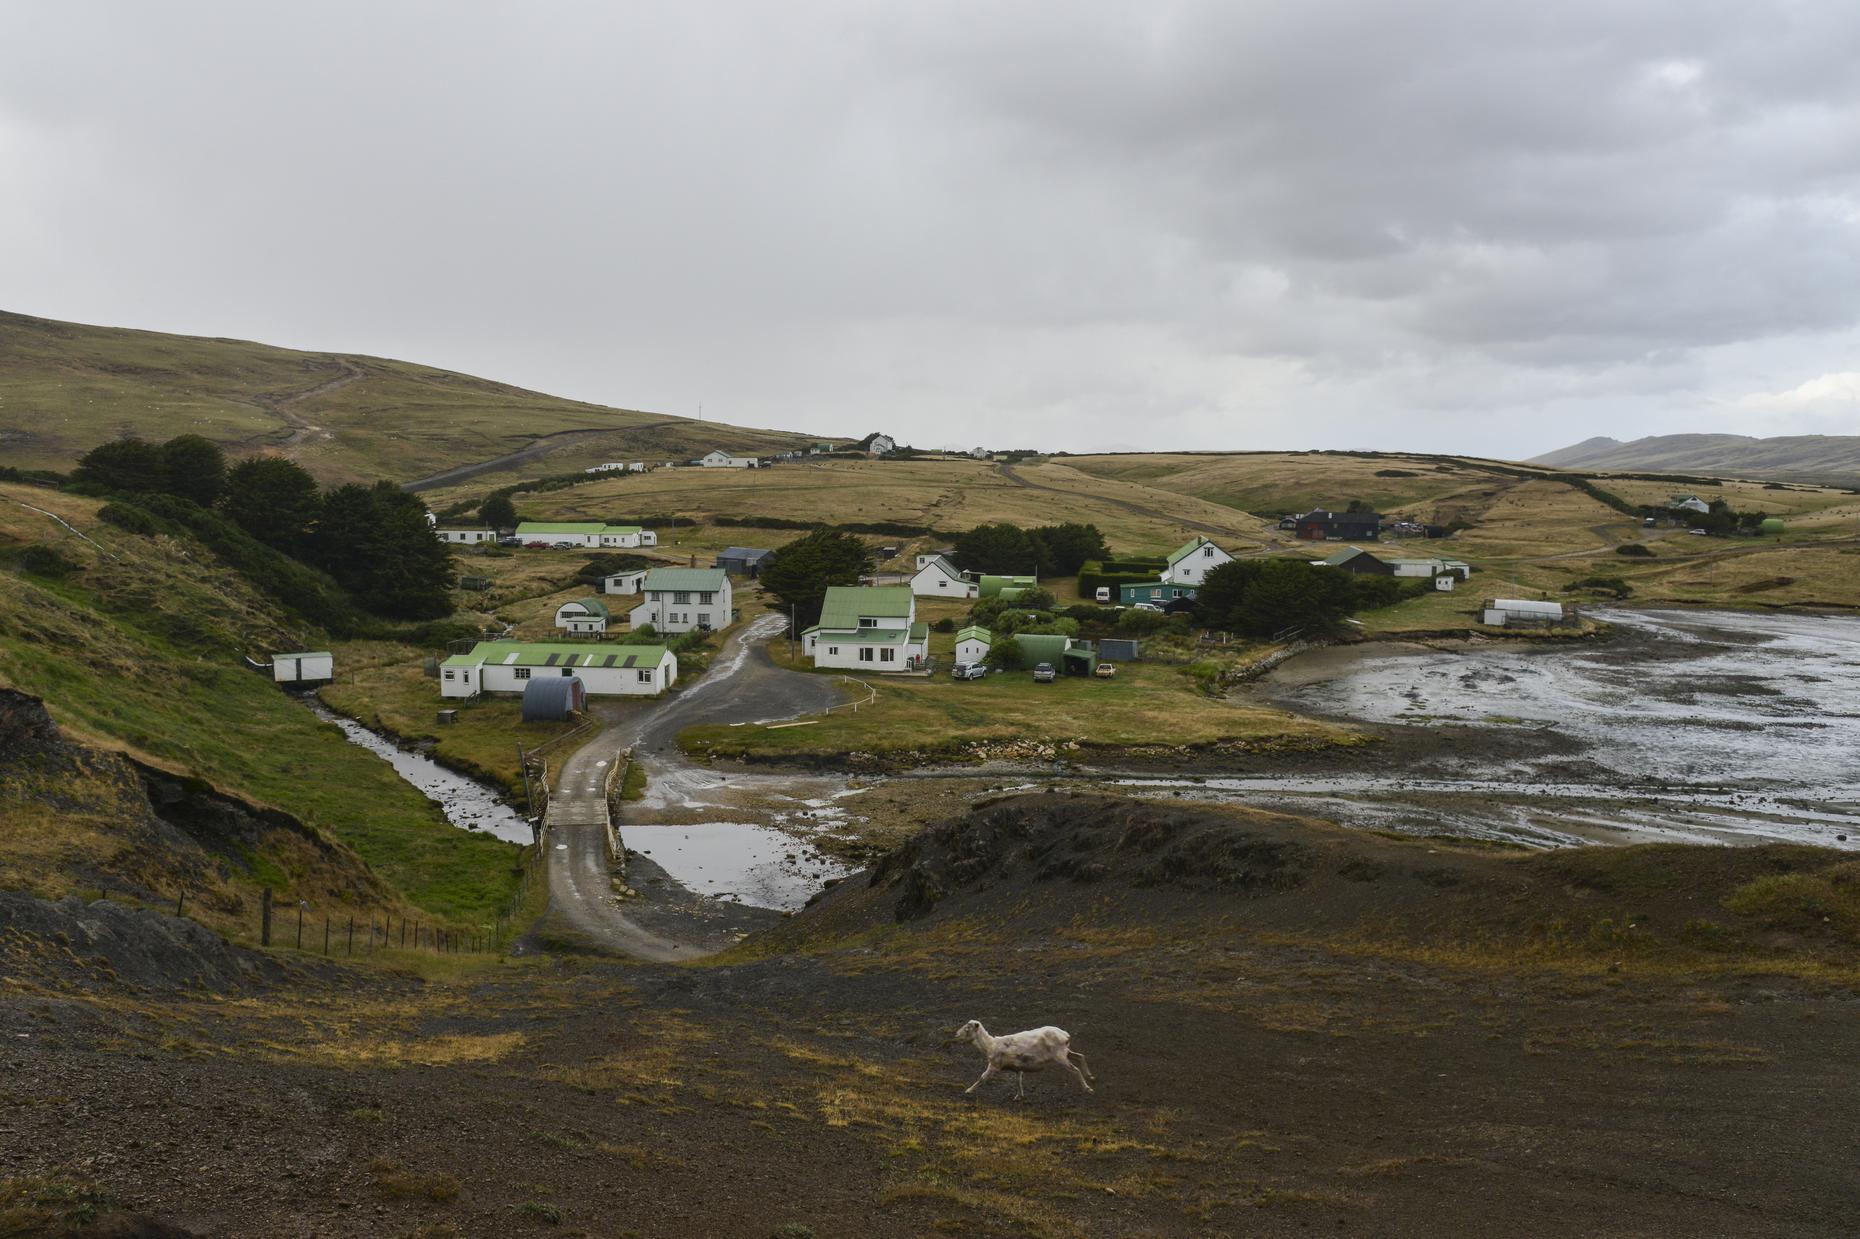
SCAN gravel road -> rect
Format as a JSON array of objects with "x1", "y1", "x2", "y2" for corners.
[{"x1": 539, "y1": 613, "x2": 844, "y2": 957}]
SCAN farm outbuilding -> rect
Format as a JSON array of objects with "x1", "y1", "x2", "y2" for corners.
[
  {"x1": 554, "y1": 597, "x2": 610, "y2": 635},
  {"x1": 272, "y1": 651, "x2": 333, "y2": 684},
  {"x1": 1060, "y1": 646, "x2": 1098, "y2": 677},
  {"x1": 1098, "y1": 638, "x2": 1140, "y2": 661},
  {"x1": 521, "y1": 675, "x2": 585, "y2": 721},
  {"x1": 440, "y1": 642, "x2": 677, "y2": 699},
  {"x1": 1482, "y1": 598, "x2": 1565, "y2": 627},
  {"x1": 715, "y1": 547, "x2": 775, "y2": 576}
]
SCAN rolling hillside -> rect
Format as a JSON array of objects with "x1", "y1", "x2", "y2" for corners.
[
  {"x1": 0, "y1": 310, "x2": 836, "y2": 485},
  {"x1": 1530, "y1": 434, "x2": 1860, "y2": 485}
]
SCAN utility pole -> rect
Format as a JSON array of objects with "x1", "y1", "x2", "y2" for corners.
[{"x1": 789, "y1": 602, "x2": 796, "y2": 661}]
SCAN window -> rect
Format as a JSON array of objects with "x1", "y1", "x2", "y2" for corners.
[
  {"x1": 859, "y1": 648, "x2": 875, "y2": 662},
  {"x1": 443, "y1": 670, "x2": 455, "y2": 681},
  {"x1": 880, "y1": 648, "x2": 896, "y2": 662},
  {"x1": 858, "y1": 617, "x2": 878, "y2": 628},
  {"x1": 828, "y1": 646, "x2": 839, "y2": 655},
  {"x1": 698, "y1": 592, "x2": 715, "y2": 604},
  {"x1": 561, "y1": 668, "x2": 574, "y2": 677},
  {"x1": 637, "y1": 670, "x2": 652, "y2": 683},
  {"x1": 1203, "y1": 546, "x2": 1214, "y2": 557},
  {"x1": 673, "y1": 591, "x2": 692, "y2": 605},
  {"x1": 514, "y1": 667, "x2": 532, "y2": 680}
]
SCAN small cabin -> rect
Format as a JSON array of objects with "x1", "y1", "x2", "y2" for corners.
[{"x1": 272, "y1": 651, "x2": 333, "y2": 684}]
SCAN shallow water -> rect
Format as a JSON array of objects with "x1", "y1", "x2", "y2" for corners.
[
  {"x1": 304, "y1": 700, "x2": 533, "y2": 845},
  {"x1": 618, "y1": 821, "x2": 852, "y2": 911},
  {"x1": 1197, "y1": 608, "x2": 1860, "y2": 849}
]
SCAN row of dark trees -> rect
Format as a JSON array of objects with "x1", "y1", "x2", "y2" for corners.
[
  {"x1": 1192, "y1": 559, "x2": 1417, "y2": 638},
  {"x1": 75, "y1": 436, "x2": 455, "y2": 620},
  {"x1": 950, "y1": 522, "x2": 1109, "y2": 577}
]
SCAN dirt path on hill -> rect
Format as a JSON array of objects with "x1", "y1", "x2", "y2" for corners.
[
  {"x1": 247, "y1": 358, "x2": 366, "y2": 452},
  {"x1": 537, "y1": 613, "x2": 845, "y2": 957},
  {"x1": 997, "y1": 461, "x2": 1244, "y2": 538},
  {"x1": 400, "y1": 419, "x2": 692, "y2": 492}
]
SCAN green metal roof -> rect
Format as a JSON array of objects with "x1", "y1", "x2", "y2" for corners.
[
  {"x1": 641, "y1": 567, "x2": 729, "y2": 592},
  {"x1": 516, "y1": 521, "x2": 605, "y2": 535},
  {"x1": 561, "y1": 597, "x2": 610, "y2": 619},
  {"x1": 909, "y1": 622, "x2": 928, "y2": 642},
  {"x1": 977, "y1": 574, "x2": 1037, "y2": 597},
  {"x1": 448, "y1": 641, "x2": 667, "y2": 669},
  {"x1": 1321, "y1": 547, "x2": 1375, "y2": 566},
  {"x1": 1166, "y1": 536, "x2": 1208, "y2": 566},
  {"x1": 1008, "y1": 633, "x2": 1072, "y2": 665},
  {"x1": 954, "y1": 625, "x2": 991, "y2": 644},
  {"x1": 996, "y1": 587, "x2": 1029, "y2": 601},
  {"x1": 603, "y1": 525, "x2": 642, "y2": 536},
  {"x1": 817, "y1": 585, "x2": 914, "y2": 630}
]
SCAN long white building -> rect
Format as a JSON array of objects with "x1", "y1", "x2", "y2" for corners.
[
  {"x1": 514, "y1": 522, "x2": 658, "y2": 548},
  {"x1": 439, "y1": 641, "x2": 676, "y2": 699}
]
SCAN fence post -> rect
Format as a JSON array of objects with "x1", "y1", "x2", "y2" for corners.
[
  {"x1": 175, "y1": 890, "x2": 185, "y2": 918},
  {"x1": 401, "y1": 919, "x2": 407, "y2": 948},
  {"x1": 347, "y1": 918, "x2": 354, "y2": 955},
  {"x1": 260, "y1": 888, "x2": 272, "y2": 947},
  {"x1": 296, "y1": 904, "x2": 304, "y2": 950},
  {"x1": 324, "y1": 916, "x2": 330, "y2": 955}
]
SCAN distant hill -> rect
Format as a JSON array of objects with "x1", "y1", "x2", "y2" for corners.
[
  {"x1": 1529, "y1": 434, "x2": 1860, "y2": 484},
  {"x1": 0, "y1": 310, "x2": 834, "y2": 485}
]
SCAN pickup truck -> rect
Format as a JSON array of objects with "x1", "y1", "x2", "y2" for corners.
[{"x1": 1031, "y1": 663, "x2": 1057, "y2": 683}]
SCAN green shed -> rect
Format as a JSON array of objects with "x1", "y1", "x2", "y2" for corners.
[{"x1": 1009, "y1": 633, "x2": 1072, "y2": 669}]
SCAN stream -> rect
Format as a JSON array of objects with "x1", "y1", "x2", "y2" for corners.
[{"x1": 303, "y1": 700, "x2": 534, "y2": 845}]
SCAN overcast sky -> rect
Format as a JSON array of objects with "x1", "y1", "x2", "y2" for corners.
[{"x1": 4, "y1": 2, "x2": 1859, "y2": 458}]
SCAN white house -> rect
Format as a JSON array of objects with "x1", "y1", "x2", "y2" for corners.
[
  {"x1": 601, "y1": 569, "x2": 650, "y2": 596},
  {"x1": 435, "y1": 528, "x2": 495, "y2": 545},
  {"x1": 1164, "y1": 536, "x2": 1235, "y2": 586},
  {"x1": 554, "y1": 597, "x2": 610, "y2": 635},
  {"x1": 439, "y1": 642, "x2": 676, "y2": 699},
  {"x1": 514, "y1": 522, "x2": 657, "y2": 548},
  {"x1": 584, "y1": 462, "x2": 626, "y2": 474},
  {"x1": 1482, "y1": 598, "x2": 1565, "y2": 627},
  {"x1": 1671, "y1": 494, "x2": 1712, "y2": 515},
  {"x1": 272, "y1": 651, "x2": 333, "y2": 684},
  {"x1": 866, "y1": 433, "x2": 897, "y2": 456},
  {"x1": 909, "y1": 554, "x2": 978, "y2": 599},
  {"x1": 629, "y1": 567, "x2": 733, "y2": 634},
  {"x1": 698, "y1": 449, "x2": 759, "y2": 469},
  {"x1": 914, "y1": 549, "x2": 957, "y2": 571},
  {"x1": 801, "y1": 586, "x2": 929, "y2": 672},
  {"x1": 954, "y1": 625, "x2": 992, "y2": 666},
  {"x1": 629, "y1": 462, "x2": 647, "y2": 472}
]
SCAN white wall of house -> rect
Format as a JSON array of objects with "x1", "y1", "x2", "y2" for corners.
[
  {"x1": 564, "y1": 617, "x2": 607, "y2": 634},
  {"x1": 910, "y1": 560, "x2": 977, "y2": 599},
  {"x1": 699, "y1": 450, "x2": 757, "y2": 468},
  {"x1": 1166, "y1": 540, "x2": 1234, "y2": 586},
  {"x1": 436, "y1": 529, "x2": 494, "y2": 544},
  {"x1": 554, "y1": 602, "x2": 607, "y2": 628},
  {"x1": 955, "y1": 635, "x2": 990, "y2": 664},
  {"x1": 803, "y1": 633, "x2": 926, "y2": 671},
  {"x1": 272, "y1": 652, "x2": 333, "y2": 683},
  {"x1": 629, "y1": 578, "x2": 734, "y2": 633},
  {"x1": 602, "y1": 570, "x2": 649, "y2": 595}
]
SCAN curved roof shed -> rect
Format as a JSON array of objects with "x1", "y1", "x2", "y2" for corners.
[{"x1": 521, "y1": 675, "x2": 586, "y2": 722}]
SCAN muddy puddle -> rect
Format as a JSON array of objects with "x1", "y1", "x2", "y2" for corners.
[
  {"x1": 1214, "y1": 608, "x2": 1860, "y2": 849},
  {"x1": 618, "y1": 822, "x2": 852, "y2": 911},
  {"x1": 304, "y1": 700, "x2": 533, "y2": 846}
]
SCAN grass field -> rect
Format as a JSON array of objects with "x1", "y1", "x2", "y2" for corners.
[
  {"x1": 0, "y1": 310, "x2": 829, "y2": 484},
  {"x1": 681, "y1": 627, "x2": 1352, "y2": 764},
  {"x1": 0, "y1": 483, "x2": 521, "y2": 925}
]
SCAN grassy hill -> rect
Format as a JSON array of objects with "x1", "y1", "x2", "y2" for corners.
[
  {"x1": 0, "y1": 310, "x2": 835, "y2": 485},
  {"x1": 0, "y1": 481, "x2": 521, "y2": 929},
  {"x1": 1530, "y1": 433, "x2": 1860, "y2": 484}
]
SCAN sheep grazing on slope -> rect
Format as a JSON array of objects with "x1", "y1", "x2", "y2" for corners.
[{"x1": 954, "y1": 1020, "x2": 1095, "y2": 1098}]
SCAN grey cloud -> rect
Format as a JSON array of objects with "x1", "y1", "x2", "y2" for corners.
[{"x1": 2, "y1": 1, "x2": 1859, "y2": 457}]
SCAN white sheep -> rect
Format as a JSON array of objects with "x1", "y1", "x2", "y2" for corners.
[{"x1": 954, "y1": 1020, "x2": 1095, "y2": 1098}]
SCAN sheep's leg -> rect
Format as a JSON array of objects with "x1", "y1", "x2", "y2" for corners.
[
  {"x1": 1015, "y1": 1071, "x2": 1025, "y2": 1100},
  {"x1": 965, "y1": 1064, "x2": 997, "y2": 1095},
  {"x1": 1060, "y1": 1055, "x2": 1095, "y2": 1094},
  {"x1": 1068, "y1": 1050, "x2": 1095, "y2": 1082}
]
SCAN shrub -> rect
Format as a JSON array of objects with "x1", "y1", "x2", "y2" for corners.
[
  {"x1": 98, "y1": 502, "x2": 157, "y2": 535},
  {"x1": 1563, "y1": 575, "x2": 1632, "y2": 599},
  {"x1": 1615, "y1": 543, "x2": 1655, "y2": 558},
  {"x1": 984, "y1": 635, "x2": 1022, "y2": 670},
  {"x1": 17, "y1": 545, "x2": 78, "y2": 578},
  {"x1": 931, "y1": 617, "x2": 956, "y2": 633}
]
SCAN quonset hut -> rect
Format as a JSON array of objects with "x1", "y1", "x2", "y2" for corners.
[{"x1": 521, "y1": 675, "x2": 586, "y2": 722}]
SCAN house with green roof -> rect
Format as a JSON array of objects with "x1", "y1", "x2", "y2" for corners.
[
  {"x1": 514, "y1": 521, "x2": 657, "y2": 548},
  {"x1": 801, "y1": 585, "x2": 929, "y2": 672},
  {"x1": 1164, "y1": 536, "x2": 1234, "y2": 586},
  {"x1": 629, "y1": 567, "x2": 732, "y2": 634},
  {"x1": 954, "y1": 625, "x2": 992, "y2": 666},
  {"x1": 910, "y1": 554, "x2": 977, "y2": 600},
  {"x1": 439, "y1": 641, "x2": 676, "y2": 700},
  {"x1": 554, "y1": 596, "x2": 611, "y2": 634}
]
